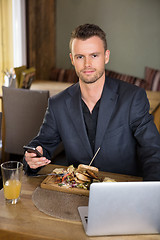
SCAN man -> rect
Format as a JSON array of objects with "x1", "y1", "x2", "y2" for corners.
[{"x1": 24, "y1": 24, "x2": 160, "y2": 180}]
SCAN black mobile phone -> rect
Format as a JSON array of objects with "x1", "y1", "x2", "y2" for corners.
[{"x1": 23, "y1": 146, "x2": 43, "y2": 157}]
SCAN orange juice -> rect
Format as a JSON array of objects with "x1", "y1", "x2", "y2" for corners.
[{"x1": 3, "y1": 179, "x2": 21, "y2": 199}]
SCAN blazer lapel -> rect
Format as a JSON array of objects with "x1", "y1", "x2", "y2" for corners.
[
  {"x1": 66, "y1": 84, "x2": 93, "y2": 158},
  {"x1": 95, "y1": 80, "x2": 118, "y2": 151}
]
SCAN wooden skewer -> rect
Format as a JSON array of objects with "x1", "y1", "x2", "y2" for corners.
[{"x1": 89, "y1": 147, "x2": 101, "y2": 166}]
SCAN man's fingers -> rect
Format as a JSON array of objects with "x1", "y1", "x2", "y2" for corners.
[{"x1": 25, "y1": 151, "x2": 51, "y2": 169}]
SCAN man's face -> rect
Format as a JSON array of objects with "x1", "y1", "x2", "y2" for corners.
[{"x1": 70, "y1": 36, "x2": 110, "y2": 84}]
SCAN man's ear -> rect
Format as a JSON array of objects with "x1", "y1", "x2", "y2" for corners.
[
  {"x1": 105, "y1": 50, "x2": 110, "y2": 64},
  {"x1": 69, "y1": 53, "x2": 74, "y2": 66}
]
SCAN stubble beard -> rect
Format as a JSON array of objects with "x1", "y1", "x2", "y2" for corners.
[{"x1": 76, "y1": 68, "x2": 105, "y2": 84}]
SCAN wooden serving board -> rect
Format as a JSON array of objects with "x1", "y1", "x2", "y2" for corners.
[
  {"x1": 40, "y1": 166, "x2": 142, "y2": 196},
  {"x1": 41, "y1": 175, "x2": 90, "y2": 196}
]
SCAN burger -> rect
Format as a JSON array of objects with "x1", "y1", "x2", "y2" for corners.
[{"x1": 75, "y1": 164, "x2": 99, "y2": 183}]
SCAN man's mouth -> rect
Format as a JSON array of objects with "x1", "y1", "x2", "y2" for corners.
[{"x1": 82, "y1": 69, "x2": 95, "y2": 74}]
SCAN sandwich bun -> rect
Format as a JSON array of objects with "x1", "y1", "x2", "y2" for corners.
[{"x1": 77, "y1": 164, "x2": 99, "y2": 174}]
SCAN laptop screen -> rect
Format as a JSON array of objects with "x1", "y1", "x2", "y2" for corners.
[{"x1": 78, "y1": 182, "x2": 160, "y2": 236}]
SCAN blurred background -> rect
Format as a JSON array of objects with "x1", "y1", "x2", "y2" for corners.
[{"x1": 0, "y1": 0, "x2": 160, "y2": 84}]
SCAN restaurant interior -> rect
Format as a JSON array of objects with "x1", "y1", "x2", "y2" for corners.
[{"x1": 0, "y1": 0, "x2": 160, "y2": 239}]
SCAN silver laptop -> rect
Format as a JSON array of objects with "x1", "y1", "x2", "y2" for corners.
[{"x1": 78, "y1": 182, "x2": 160, "y2": 236}]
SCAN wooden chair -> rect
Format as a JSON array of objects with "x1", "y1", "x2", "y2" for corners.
[{"x1": 1, "y1": 86, "x2": 49, "y2": 162}]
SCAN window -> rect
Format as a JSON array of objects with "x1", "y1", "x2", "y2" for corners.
[{"x1": 0, "y1": 0, "x2": 26, "y2": 89}]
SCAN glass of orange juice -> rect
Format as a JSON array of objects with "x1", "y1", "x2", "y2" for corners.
[{"x1": 1, "y1": 161, "x2": 23, "y2": 204}]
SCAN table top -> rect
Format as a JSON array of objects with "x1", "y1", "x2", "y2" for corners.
[
  {"x1": 0, "y1": 164, "x2": 160, "y2": 240},
  {"x1": 31, "y1": 80, "x2": 73, "y2": 97},
  {"x1": 146, "y1": 90, "x2": 160, "y2": 114}
]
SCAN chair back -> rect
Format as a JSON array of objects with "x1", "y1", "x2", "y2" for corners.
[{"x1": 2, "y1": 86, "x2": 49, "y2": 155}]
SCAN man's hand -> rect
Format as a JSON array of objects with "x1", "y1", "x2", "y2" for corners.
[{"x1": 24, "y1": 146, "x2": 51, "y2": 169}]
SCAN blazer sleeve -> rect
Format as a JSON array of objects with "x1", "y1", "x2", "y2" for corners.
[
  {"x1": 129, "y1": 88, "x2": 160, "y2": 180},
  {"x1": 23, "y1": 97, "x2": 62, "y2": 175}
]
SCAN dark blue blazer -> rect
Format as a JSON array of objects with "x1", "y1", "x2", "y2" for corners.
[{"x1": 24, "y1": 77, "x2": 160, "y2": 180}]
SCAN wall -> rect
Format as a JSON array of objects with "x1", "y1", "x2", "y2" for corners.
[{"x1": 56, "y1": 0, "x2": 160, "y2": 78}]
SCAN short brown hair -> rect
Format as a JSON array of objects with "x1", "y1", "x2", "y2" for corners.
[{"x1": 69, "y1": 23, "x2": 107, "y2": 52}]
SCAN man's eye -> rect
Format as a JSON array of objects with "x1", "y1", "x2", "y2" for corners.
[
  {"x1": 92, "y1": 54, "x2": 98, "y2": 58},
  {"x1": 77, "y1": 55, "x2": 83, "y2": 59}
]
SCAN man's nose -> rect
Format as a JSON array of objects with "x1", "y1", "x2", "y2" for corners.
[{"x1": 84, "y1": 57, "x2": 91, "y2": 67}]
